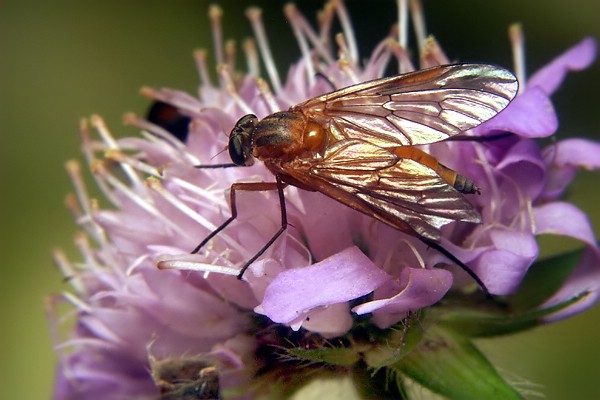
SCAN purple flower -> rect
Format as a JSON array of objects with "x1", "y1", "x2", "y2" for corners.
[{"x1": 50, "y1": 1, "x2": 599, "y2": 398}]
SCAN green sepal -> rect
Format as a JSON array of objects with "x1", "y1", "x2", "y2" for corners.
[
  {"x1": 394, "y1": 326, "x2": 522, "y2": 400},
  {"x1": 436, "y1": 292, "x2": 586, "y2": 337},
  {"x1": 285, "y1": 345, "x2": 360, "y2": 367},
  {"x1": 362, "y1": 315, "x2": 424, "y2": 369},
  {"x1": 510, "y1": 247, "x2": 583, "y2": 310}
]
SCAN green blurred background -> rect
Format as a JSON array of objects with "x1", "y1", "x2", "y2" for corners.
[{"x1": 1, "y1": 1, "x2": 598, "y2": 398}]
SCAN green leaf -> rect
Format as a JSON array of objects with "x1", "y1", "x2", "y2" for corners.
[
  {"x1": 394, "y1": 326, "x2": 522, "y2": 400},
  {"x1": 511, "y1": 248, "x2": 583, "y2": 310}
]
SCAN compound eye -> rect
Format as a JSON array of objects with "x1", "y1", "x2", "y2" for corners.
[
  {"x1": 235, "y1": 114, "x2": 258, "y2": 132},
  {"x1": 228, "y1": 133, "x2": 247, "y2": 165},
  {"x1": 228, "y1": 114, "x2": 257, "y2": 166}
]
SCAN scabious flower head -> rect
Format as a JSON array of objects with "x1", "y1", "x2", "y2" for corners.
[{"x1": 50, "y1": 1, "x2": 599, "y2": 398}]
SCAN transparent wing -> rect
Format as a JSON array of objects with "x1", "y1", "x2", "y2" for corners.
[
  {"x1": 277, "y1": 139, "x2": 480, "y2": 240},
  {"x1": 294, "y1": 64, "x2": 518, "y2": 147}
]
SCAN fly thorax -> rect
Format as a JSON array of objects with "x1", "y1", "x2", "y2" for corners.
[{"x1": 252, "y1": 111, "x2": 307, "y2": 161}]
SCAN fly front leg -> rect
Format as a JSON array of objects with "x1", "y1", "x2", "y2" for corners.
[{"x1": 191, "y1": 176, "x2": 288, "y2": 279}]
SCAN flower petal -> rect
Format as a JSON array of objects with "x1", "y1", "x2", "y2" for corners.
[
  {"x1": 545, "y1": 138, "x2": 600, "y2": 171},
  {"x1": 541, "y1": 246, "x2": 600, "y2": 322},
  {"x1": 542, "y1": 138, "x2": 600, "y2": 199},
  {"x1": 497, "y1": 139, "x2": 546, "y2": 199},
  {"x1": 474, "y1": 87, "x2": 557, "y2": 138},
  {"x1": 300, "y1": 303, "x2": 354, "y2": 337},
  {"x1": 528, "y1": 37, "x2": 597, "y2": 95},
  {"x1": 534, "y1": 202, "x2": 597, "y2": 246},
  {"x1": 352, "y1": 267, "x2": 452, "y2": 316},
  {"x1": 475, "y1": 230, "x2": 538, "y2": 295},
  {"x1": 259, "y1": 246, "x2": 391, "y2": 324}
]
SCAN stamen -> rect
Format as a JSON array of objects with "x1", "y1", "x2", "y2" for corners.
[
  {"x1": 284, "y1": 3, "x2": 316, "y2": 87},
  {"x1": 367, "y1": 38, "x2": 393, "y2": 78},
  {"x1": 409, "y1": 0, "x2": 427, "y2": 54},
  {"x1": 193, "y1": 49, "x2": 214, "y2": 89},
  {"x1": 125, "y1": 253, "x2": 150, "y2": 276},
  {"x1": 335, "y1": 33, "x2": 351, "y2": 65},
  {"x1": 217, "y1": 64, "x2": 253, "y2": 114},
  {"x1": 525, "y1": 200, "x2": 536, "y2": 234},
  {"x1": 61, "y1": 291, "x2": 92, "y2": 314},
  {"x1": 420, "y1": 36, "x2": 450, "y2": 68},
  {"x1": 157, "y1": 256, "x2": 240, "y2": 276},
  {"x1": 170, "y1": 176, "x2": 225, "y2": 213},
  {"x1": 145, "y1": 177, "x2": 248, "y2": 257},
  {"x1": 397, "y1": 0, "x2": 409, "y2": 50},
  {"x1": 75, "y1": 232, "x2": 122, "y2": 283},
  {"x1": 209, "y1": 5, "x2": 224, "y2": 66},
  {"x1": 225, "y1": 39, "x2": 236, "y2": 72},
  {"x1": 105, "y1": 148, "x2": 160, "y2": 178},
  {"x1": 403, "y1": 239, "x2": 426, "y2": 269},
  {"x1": 122, "y1": 111, "x2": 200, "y2": 165},
  {"x1": 65, "y1": 160, "x2": 94, "y2": 220},
  {"x1": 243, "y1": 38, "x2": 260, "y2": 78},
  {"x1": 472, "y1": 144, "x2": 501, "y2": 240},
  {"x1": 53, "y1": 249, "x2": 87, "y2": 295},
  {"x1": 139, "y1": 86, "x2": 202, "y2": 115},
  {"x1": 256, "y1": 78, "x2": 280, "y2": 114},
  {"x1": 332, "y1": 0, "x2": 359, "y2": 65},
  {"x1": 79, "y1": 120, "x2": 122, "y2": 207},
  {"x1": 387, "y1": 38, "x2": 415, "y2": 74},
  {"x1": 318, "y1": 2, "x2": 336, "y2": 53},
  {"x1": 65, "y1": 193, "x2": 82, "y2": 221},
  {"x1": 336, "y1": 35, "x2": 361, "y2": 84},
  {"x1": 65, "y1": 163, "x2": 108, "y2": 247},
  {"x1": 287, "y1": 4, "x2": 335, "y2": 65},
  {"x1": 246, "y1": 7, "x2": 282, "y2": 93},
  {"x1": 94, "y1": 162, "x2": 188, "y2": 238},
  {"x1": 91, "y1": 115, "x2": 142, "y2": 189},
  {"x1": 509, "y1": 23, "x2": 526, "y2": 94}
]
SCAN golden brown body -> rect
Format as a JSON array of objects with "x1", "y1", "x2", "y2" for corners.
[{"x1": 198, "y1": 63, "x2": 518, "y2": 280}]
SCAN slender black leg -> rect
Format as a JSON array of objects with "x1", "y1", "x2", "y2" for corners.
[
  {"x1": 423, "y1": 239, "x2": 492, "y2": 299},
  {"x1": 190, "y1": 176, "x2": 288, "y2": 280}
]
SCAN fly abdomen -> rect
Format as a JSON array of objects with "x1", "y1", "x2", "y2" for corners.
[{"x1": 390, "y1": 146, "x2": 480, "y2": 194}]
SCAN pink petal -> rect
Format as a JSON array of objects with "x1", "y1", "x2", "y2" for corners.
[
  {"x1": 474, "y1": 87, "x2": 557, "y2": 138},
  {"x1": 259, "y1": 246, "x2": 391, "y2": 324},
  {"x1": 542, "y1": 138, "x2": 600, "y2": 199},
  {"x1": 542, "y1": 247, "x2": 600, "y2": 322},
  {"x1": 475, "y1": 230, "x2": 538, "y2": 295},
  {"x1": 300, "y1": 303, "x2": 354, "y2": 337},
  {"x1": 497, "y1": 139, "x2": 546, "y2": 199},
  {"x1": 534, "y1": 202, "x2": 597, "y2": 246},
  {"x1": 528, "y1": 37, "x2": 597, "y2": 94},
  {"x1": 352, "y1": 267, "x2": 452, "y2": 315},
  {"x1": 545, "y1": 138, "x2": 600, "y2": 171}
]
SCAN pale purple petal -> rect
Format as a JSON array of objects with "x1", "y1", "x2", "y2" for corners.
[
  {"x1": 497, "y1": 139, "x2": 546, "y2": 199},
  {"x1": 352, "y1": 267, "x2": 452, "y2": 315},
  {"x1": 528, "y1": 37, "x2": 597, "y2": 94},
  {"x1": 545, "y1": 138, "x2": 600, "y2": 171},
  {"x1": 259, "y1": 246, "x2": 391, "y2": 324},
  {"x1": 542, "y1": 247, "x2": 600, "y2": 322},
  {"x1": 474, "y1": 230, "x2": 538, "y2": 295},
  {"x1": 295, "y1": 190, "x2": 356, "y2": 261},
  {"x1": 542, "y1": 138, "x2": 600, "y2": 199},
  {"x1": 473, "y1": 87, "x2": 557, "y2": 138},
  {"x1": 300, "y1": 303, "x2": 354, "y2": 337},
  {"x1": 534, "y1": 202, "x2": 597, "y2": 246}
]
